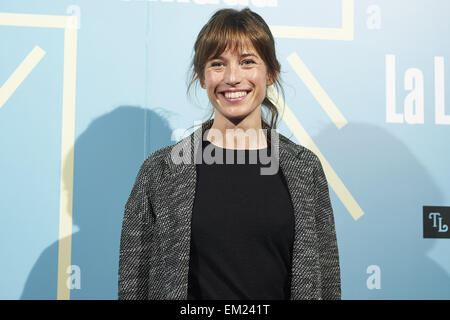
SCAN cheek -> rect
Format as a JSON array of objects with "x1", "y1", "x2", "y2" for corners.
[
  {"x1": 248, "y1": 69, "x2": 268, "y2": 87},
  {"x1": 203, "y1": 74, "x2": 220, "y2": 91}
]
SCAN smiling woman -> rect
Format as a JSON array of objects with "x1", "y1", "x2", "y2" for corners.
[
  {"x1": 187, "y1": 7, "x2": 284, "y2": 146},
  {"x1": 200, "y1": 46, "x2": 273, "y2": 144},
  {"x1": 119, "y1": 7, "x2": 341, "y2": 301}
]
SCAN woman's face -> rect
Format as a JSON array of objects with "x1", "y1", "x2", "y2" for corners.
[{"x1": 200, "y1": 43, "x2": 274, "y2": 122}]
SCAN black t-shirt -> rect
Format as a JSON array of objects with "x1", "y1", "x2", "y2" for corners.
[{"x1": 187, "y1": 138, "x2": 295, "y2": 300}]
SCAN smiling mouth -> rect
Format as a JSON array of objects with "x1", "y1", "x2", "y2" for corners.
[{"x1": 220, "y1": 90, "x2": 251, "y2": 101}]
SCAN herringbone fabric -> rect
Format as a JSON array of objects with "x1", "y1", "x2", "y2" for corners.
[{"x1": 118, "y1": 119, "x2": 341, "y2": 300}]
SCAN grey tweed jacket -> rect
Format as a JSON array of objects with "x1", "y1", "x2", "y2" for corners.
[{"x1": 118, "y1": 119, "x2": 341, "y2": 300}]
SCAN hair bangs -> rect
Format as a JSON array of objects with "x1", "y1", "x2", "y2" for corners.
[{"x1": 204, "y1": 24, "x2": 254, "y2": 62}]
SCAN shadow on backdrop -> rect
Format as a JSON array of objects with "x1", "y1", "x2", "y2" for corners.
[
  {"x1": 21, "y1": 106, "x2": 173, "y2": 299},
  {"x1": 313, "y1": 122, "x2": 449, "y2": 299},
  {"x1": 21, "y1": 117, "x2": 449, "y2": 299}
]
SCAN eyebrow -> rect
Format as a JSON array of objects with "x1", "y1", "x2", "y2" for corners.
[{"x1": 208, "y1": 53, "x2": 258, "y2": 61}]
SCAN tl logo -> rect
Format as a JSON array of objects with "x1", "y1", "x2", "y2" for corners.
[
  {"x1": 428, "y1": 213, "x2": 448, "y2": 232},
  {"x1": 423, "y1": 206, "x2": 450, "y2": 238}
]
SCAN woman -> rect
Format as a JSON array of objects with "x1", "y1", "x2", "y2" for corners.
[{"x1": 119, "y1": 7, "x2": 341, "y2": 300}]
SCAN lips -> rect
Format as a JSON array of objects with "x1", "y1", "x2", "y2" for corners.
[
  {"x1": 220, "y1": 90, "x2": 251, "y2": 101},
  {"x1": 219, "y1": 89, "x2": 252, "y2": 102}
]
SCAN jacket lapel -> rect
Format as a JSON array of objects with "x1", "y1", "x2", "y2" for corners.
[
  {"x1": 158, "y1": 121, "x2": 204, "y2": 299},
  {"x1": 278, "y1": 142, "x2": 319, "y2": 299},
  {"x1": 159, "y1": 119, "x2": 317, "y2": 299}
]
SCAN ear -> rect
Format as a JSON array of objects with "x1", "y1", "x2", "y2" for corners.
[
  {"x1": 266, "y1": 71, "x2": 278, "y2": 86},
  {"x1": 200, "y1": 77, "x2": 206, "y2": 89}
]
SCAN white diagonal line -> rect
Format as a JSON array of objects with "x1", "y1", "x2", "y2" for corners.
[
  {"x1": 0, "y1": 45, "x2": 46, "y2": 109},
  {"x1": 287, "y1": 52, "x2": 347, "y2": 129},
  {"x1": 267, "y1": 86, "x2": 363, "y2": 220}
]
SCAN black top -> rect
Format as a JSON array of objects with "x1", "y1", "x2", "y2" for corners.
[{"x1": 187, "y1": 138, "x2": 295, "y2": 300}]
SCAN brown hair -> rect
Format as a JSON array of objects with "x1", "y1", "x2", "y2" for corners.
[{"x1": 186, "y1": 7, "x2": 285, "y2": 129}]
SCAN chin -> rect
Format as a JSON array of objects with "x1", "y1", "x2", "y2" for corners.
[
  {"x1": 220, "y1": 105, "x2": 257, "y2": 119},
  {"x1": 223, "y1": 110, "x2": 252, "y2": 122}
]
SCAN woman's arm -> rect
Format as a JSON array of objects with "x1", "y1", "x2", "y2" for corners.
[
  {"x1": 313, "y1": 156, "x2": 342, "y2": 300},
  {"x1": 118, "y1": 164, "x2": 154, "y2": 300}
]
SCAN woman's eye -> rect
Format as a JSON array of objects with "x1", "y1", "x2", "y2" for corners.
[{"x1": 209, "y1": 60, "x2": 254, "y2": 67}]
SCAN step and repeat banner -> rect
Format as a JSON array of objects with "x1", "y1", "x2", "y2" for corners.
[{"x1": 0, "y1": 0, "x2": 449, "y2": 299}]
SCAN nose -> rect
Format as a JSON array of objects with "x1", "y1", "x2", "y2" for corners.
[{"x1": 224, "y1": 63, "x2": 241, "y2": 86}]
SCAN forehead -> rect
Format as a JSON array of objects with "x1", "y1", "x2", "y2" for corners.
[
  {"x1": 208, "y1": 30, "x2": 254, "y2": 53},
  {"x1": 209, "y1": 41, "x2": 260, "y2": 60}
]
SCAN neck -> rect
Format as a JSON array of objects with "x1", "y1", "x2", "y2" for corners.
[{"x1": 206, "y1": 106, "x2": 268, "y2": 150}]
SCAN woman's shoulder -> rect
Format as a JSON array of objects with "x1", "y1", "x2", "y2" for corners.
[
  {"x1": 278, "y1": 133, "x2": 320, "y2": 164},
  {"x1": 138, "y1": 144, "x2": 173, "y2": 176},
  {"x1": 133, "y1": 144, "x2": 174, "y2": 186}
]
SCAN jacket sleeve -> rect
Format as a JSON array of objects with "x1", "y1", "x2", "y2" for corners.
[
  {"x1": 118, "y1": 164, "x2": 154, "y2": 300},
  {"x1": 313, "y1": 157, "x2": 342, "y2": 300}
]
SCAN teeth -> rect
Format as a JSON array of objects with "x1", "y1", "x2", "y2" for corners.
[{"x1": 224, "y1": 91, "x2": 247, "y2": 99}]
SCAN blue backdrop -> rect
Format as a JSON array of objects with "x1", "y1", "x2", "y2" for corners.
[{"x1": 0, "y1": 0, "x2": 449, "y2": 299}]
